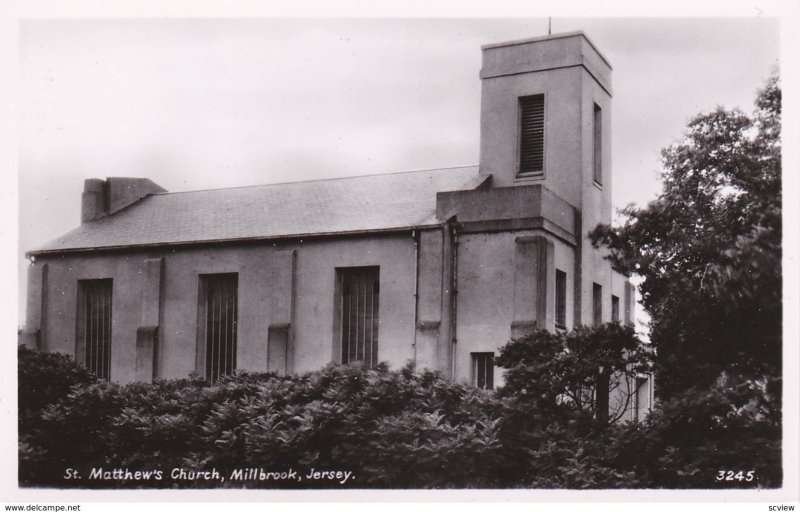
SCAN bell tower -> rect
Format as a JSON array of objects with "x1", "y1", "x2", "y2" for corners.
[
  {"x1": 477, "y1": 31, "x2": 613, "y2": 227},
  {"x1": 470, "y1": 31, "x2": 618, "y2": 329}
]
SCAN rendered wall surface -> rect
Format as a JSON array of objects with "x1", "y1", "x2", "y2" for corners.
[
  {"x1": 453, "y1": 229, "x2": 575, "y2": 386},
  {"x1": 22, "y1": 262, "x2": 48, "y2": 348},
  {"x1": 576, "y1": 64, "x2": 615, "y2": 327},
  {"x1": 290, "y1": 235, "x2": 417, "y2": 373},
  {"x1": 479, "y1": 66, "x2": 584, "y2": 201},
  {"x1": 610, "y1": 270, "x2": 630, "y2": 323},
  {"x1": 35, "y1": 254, "x2": 145, "y2": 383},
  {"x1": 476, "y1": 32, "x2": 616, "y2": 330},
  {"x1": 415, "y1": 229, "x2": 445, "y2": 372},
  {"x1": 32, "y1": 232, "x2": 423, "y2": 383}
]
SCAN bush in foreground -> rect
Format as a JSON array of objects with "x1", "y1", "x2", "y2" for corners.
[
  {"x1": 20, "y1": 353, "x2": 502, "y2": 488},
  {"x1": 19, "y1": 335, "x2": 781, "y2": 489}
]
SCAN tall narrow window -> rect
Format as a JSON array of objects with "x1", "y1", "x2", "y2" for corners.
[
  {"x1": 518, "y1": 94, "x2": 545, "y2": 177},
  {"x1": 198, "y1": 273, "x2": 238, "y2": 383},
  {"x1": 633, "y1": 375, "x2": 651, "y2": 422},
  {"x1": 555, "y1": 269, "x2": 567, "y2": 330},
  {"x1": 611, "y1": 295, "x2": 620, "y2": 322},
  {"x1": 76, "y1": 279, "x2": 113, "y2": 379},
  {"x1": 472, "y1": 352, "x2": 495, "y2": 390},
  {"x1": 338, "y1": 267, "x2": 379, "y2": 367},
  {"x1": 593, "y1": 103, "x2": 603, "y2": 185},
  {"x1": 593, "y1": 283, "x2": 603, "y2": 326}
]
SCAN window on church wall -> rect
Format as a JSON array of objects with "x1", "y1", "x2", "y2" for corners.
[
  {"x1": 472, "y1": 352, "x2": 495, "y2": 390},
  {"x1": 76, "y1": 279, "x2": 113, "y2": 379},
  {"x1": 633, "y1": 374, "x2": 652, "y2": 422},
  {"x1": 197, "y1": 273, "x2": 238, "y2": 383},
  {"x1": 611, "y1": 294, "x2": 620, "y2": 322},
  {"x1": 337, "y1": 266, "x2": 379, "y2": 367},
  {"x1": 593, "y1": 282, "x2": 603, "y2": 326},
  {"x1": 518, "y1": 94, "x2": 545, "y2": 177},
  {"x1": 593, "y1": 102, "x2": 603, "y2": 185},
  {"x1": 555, "y1": 269, "x2": 567, "y2": 330}
]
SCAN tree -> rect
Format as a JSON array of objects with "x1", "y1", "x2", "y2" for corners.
[
  {"x1": 590, "y1": 72, "x2": 781, "y2": 399},
  {"x1": 492, "y1": 324, "x2": 654, "y2": 488},
  {"x1": 496, "y1": 323, "x2": 653, "y2": 425}
]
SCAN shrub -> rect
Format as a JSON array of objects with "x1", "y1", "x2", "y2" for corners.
[
  {"x1": 614, "y1": 373, "x2": 782, "y2": 488},
  {"x1": 18, "y1": 346, "x2": 98, "y2": 486},
  {"x1": 18, "y1": 345, "x2": 97, "y2": 431},
  {"x1": 19, "y1": 331, "x2": 780, "y2": 489},
  {"x1": 21, "y1": 363, "x2": 503, "y2": 489}
]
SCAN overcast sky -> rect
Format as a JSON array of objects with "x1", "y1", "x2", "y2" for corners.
[{"x1": 16, "y1": 17, "x2": 780, "y2": 323}]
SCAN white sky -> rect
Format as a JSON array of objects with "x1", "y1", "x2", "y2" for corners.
[{"x1": 14, "y1": 17, "x2": 781, "y2": 324}]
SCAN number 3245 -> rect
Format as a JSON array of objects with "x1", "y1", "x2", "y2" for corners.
[{"x1": 716, "y1": 470, "x2": 755, "y2": 482}]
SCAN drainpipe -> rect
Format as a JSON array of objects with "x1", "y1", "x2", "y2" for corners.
[
  {"x1": 411, "y1": 229, "x2": 420, "y2": 368},
  {"x1": 450, "y1": 223, "x2": 460, "y2": 379}
]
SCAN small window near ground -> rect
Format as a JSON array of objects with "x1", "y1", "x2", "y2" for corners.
[
  {"x1": 472, "y1": 352, "x2": 495, "y2": 390},
  {"x1": 555, "y1": 270, "x2": 567, "y2": 330},
  {"x1": 611, "y1": 295, "x2": 620, "y2": 323}
]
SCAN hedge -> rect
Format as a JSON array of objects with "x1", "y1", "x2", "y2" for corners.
[{"x1": 18, "y1": 334, "x2": 781, "y2": 489}]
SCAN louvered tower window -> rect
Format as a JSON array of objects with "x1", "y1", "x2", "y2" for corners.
[
  {"x1": 198, "y1": 273, "x2": 238, "y2": 382},
  {"x1": 76, "y1": 279, "x2": 113, "y2": 379},
  {"x1": 518, "y1": 94, "x2": 545, "y2": 176},
  {"x1": 338, "y1": 267, "x2": 380, "y2": 367}
]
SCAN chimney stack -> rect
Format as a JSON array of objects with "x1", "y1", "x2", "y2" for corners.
[
  {"x1": 81, "y1": 178, "x2": 108, "y2": 223},
  {"x1": 81, "y1": 177, "x2": 167, "y2": 224}
]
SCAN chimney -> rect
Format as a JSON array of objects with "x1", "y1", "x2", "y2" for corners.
[
  {"x1": 81, "y1": 178, "x2": 108, "y2": 223},
  {"x1": 81, "y1": 177, "x2": 167, "y2": 224}
]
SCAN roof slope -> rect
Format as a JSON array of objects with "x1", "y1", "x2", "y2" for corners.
[{"x1": 33, "y1": 166, "x2": 482, "y2": 254}]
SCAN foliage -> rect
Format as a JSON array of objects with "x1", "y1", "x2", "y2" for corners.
[
  {"x1": 17, "y1": 346, "x2": 99, "y2": 485},
  {"x1": 610, "y1": 373, "x2": 782, "y2": 488},
  {"x1": 19, "y1": 321, "x2": 779, "y2": 489},
  {"x1": 492, "y1": 325, "x2": 653, "y2": 488},
  {"x1": 496, "y1": 324, "x2": 653, "y2": 423},
  {"x1": 18, "y1": 345, "x2": 98, "y2": 431},
  {"x1": 20, "y1": 361, "x2": 503, "y2": 489},
  {"x1": 589, "y1": 72, "x2": 781, "y2": 398}
]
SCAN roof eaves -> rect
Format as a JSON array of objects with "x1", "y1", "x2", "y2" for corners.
[{"x1": 27, "y1": 222, "x2": 447, "y2": 257}]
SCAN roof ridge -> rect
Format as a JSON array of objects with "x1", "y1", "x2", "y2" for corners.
[{"x1": 152, "y1": 164, "x2": 479, "y2": 196}]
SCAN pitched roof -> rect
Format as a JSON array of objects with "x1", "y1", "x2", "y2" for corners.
[{"x1": 31, "y1": 166, "x2": 482, "y2": 254}]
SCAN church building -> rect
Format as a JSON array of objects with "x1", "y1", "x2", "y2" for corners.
[{"x1": 22, "y1": 32, "x2": 648, "y2": 415}]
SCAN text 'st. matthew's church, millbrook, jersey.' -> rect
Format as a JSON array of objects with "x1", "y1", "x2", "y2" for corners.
[{"x1": 21, "y1": 32, "x2": 650, "y2": 415}]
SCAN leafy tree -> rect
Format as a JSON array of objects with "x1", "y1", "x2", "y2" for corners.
[
  {"x1": 496, "y1": 324, "x2": 653, "y2": 424},
  {"x1": 492, "y1": 324, "x2": 654, "y2": 488},
  {"x1": 610, "y1": 373, "x2": 782, "y2": 488},
  {"x1": 590, "y1": 72, "x2": 781, "y2": 399}
]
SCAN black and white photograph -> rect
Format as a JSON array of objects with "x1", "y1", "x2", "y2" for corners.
[{"x1": 3, "y1": 1, "x2": 799, "y2": 509}]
